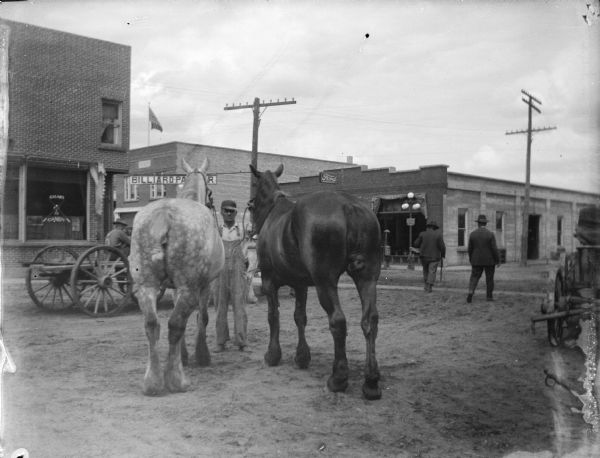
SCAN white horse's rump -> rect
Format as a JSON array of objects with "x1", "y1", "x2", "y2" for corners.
[{"x1": 129, "y1": 158, "x2": 224, "y2": 396}]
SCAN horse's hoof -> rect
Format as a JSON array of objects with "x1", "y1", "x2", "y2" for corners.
[
  {"x1": 327, "y1": 375, "x2": 348, "y2": 393},
  {"x1": 164, "y1": 371, "x2": 190, "y2": 393},
  {"x1": 142, "y1": 378, "x2": 165, "y2": 397},
  {"x1": 294, "y1": 348, "x2": 311, "y2": 369},
  {"x1": 362, "y1": 382, "x2": 382, "y2": 400},
  {"x1": 195, "y1": 351, "x2": 211, "y2": 367},
  {"x1": 264, "y1": 350, "x2": 281, "y2": 366}
]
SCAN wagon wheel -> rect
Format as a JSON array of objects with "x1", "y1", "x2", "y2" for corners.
[
  {"x1": 547, "y1": 273, "x2": 566, "y2": 347},
  {"x1": 71, "y1": 246, "x2": 132, "y2": 317},
  {"x1": 26, "y1": 245, "x2": 79, "y2": 311}
]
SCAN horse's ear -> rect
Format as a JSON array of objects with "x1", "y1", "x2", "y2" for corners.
[
  {"x1": 274, "y1": 164, "x2": 284, "y2": 178},
  {"x1": 182, "y1": 158, "x2": 193, "y2": 173},
  {"x1": 199, "y1": 157, "x2": 209, "y2": 173},
  {"x1": 249, "y1": 164, "x2": 260, "y2": 178}
]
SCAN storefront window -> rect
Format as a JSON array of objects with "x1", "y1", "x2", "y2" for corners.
[
  {"x1": 26, "y1": 167, "x2": 87, "y2": 240},
  {"x1": 2, "y1": 164, "x2": 20, "y2": 239}
]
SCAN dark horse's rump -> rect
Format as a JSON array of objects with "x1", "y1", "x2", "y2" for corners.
[{"x1": 250, "y1": 164, "x2": 382, "y2": 400}]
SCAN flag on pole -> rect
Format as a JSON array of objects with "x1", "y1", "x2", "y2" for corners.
[{"x1": 149, "y1": 107, "x2": 163, "y2": 132}]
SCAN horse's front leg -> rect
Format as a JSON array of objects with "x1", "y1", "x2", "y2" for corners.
[
  {"x1": 137, "y1": 285, "x2": 164, "y2": 396},
  {"x1": 354, "y1": 277, "x2": 382, "y2": 400},
  {"x1": 262, "y1": 276, "x2": 282, "y2": 366},
  {"x1": 164, "y1": 286, "x2": 196, "y2": 392},
  {"x1": 293, "y1": 286, "x2": 311, "y2": 369},
  {"x1": 315, "y1": 284, "x2": 349, "y2": 393}
]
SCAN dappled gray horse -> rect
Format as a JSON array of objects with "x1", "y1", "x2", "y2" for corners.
[{"x1": 129, "y1": 158, "x2": 224, "y2": 395}]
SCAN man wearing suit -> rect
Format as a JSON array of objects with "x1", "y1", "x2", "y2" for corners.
[
  {"x1": 413, "y1": 220, "x2": 446, "y2": 292},
  {"x1": 467, "y1": 214, "x2": 500, "y2": 303}
]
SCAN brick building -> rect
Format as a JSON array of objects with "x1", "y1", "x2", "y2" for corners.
[
  {"x1": 279, "y1": 165, "x2": 600, "y2": 266},
  {"x1": 114, "y1": 142, "x2": 357, "y2": 226},
  {"x1": 1, "y1": 19, "x2": 130, "y2": 268}
]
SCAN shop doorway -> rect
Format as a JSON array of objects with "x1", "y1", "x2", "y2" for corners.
[
  {"x1": 527, "y1": 214, "x2": 541, "y2": 260},
  {"x1": 378, "y1": 212, "x2": 427, "y2": 258}
]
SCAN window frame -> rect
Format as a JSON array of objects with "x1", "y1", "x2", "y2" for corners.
[
  {"x1": 101, "y1": 99, "x2": 123, "y2": 147},
  {"x1": 150, "y1": 183, "x2": 166, "y2": 200},
  {"x1": 124, "y1": 178, "x2": 139, "y2": 202},
  {"x1": 557, "y1": 215, "x2": 563, "y2": 247},
  {"x1": 458, "y1": 208, "x2": 468, "y2": 247}
]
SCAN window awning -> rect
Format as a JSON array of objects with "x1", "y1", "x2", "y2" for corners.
[{"x1": 372, "y1": 193, "x2": 428, "y2": 218}]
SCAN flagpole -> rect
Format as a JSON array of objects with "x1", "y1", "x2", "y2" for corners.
[{"x1": 147, "y1": 103, "x2": 150, "y2": 146}]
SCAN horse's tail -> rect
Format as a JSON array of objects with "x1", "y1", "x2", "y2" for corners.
[
  {"x1": 347, "y1": 253, "x2": 366, "y2": 273},
  {"x1": 146, "y1": 207, "x2": 173, "y2": 277}
]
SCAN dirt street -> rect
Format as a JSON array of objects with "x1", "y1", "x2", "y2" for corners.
[{"x1": 1, "y1": 265, "x2": 598, "y2": 457}]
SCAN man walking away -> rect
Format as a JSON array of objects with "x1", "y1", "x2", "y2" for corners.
[
  {"x1": 413, "y1": 220, "x2": 446, "y2": 293},
  {"x1": 467, "y1": 214, "x2": 500, "y2": 303}
]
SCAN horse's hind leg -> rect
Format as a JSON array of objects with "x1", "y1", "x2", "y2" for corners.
[
  {"x1": 194, "y1": 287, "x2": 211, "y2": 366},
  {"x1": 353, "y1": 277, "x2": 382, "y2": 400},
  {"x1": 137, "y1": 285, "x2": 164, "y2": 396},
  {"x1": 315, "y1": 284, "x2": 349, "y2": 393},
  {"x1": 164, "y1": 286, "x2": 196, "y2": 392},
  {"x1": 293, "y1": 286, "x2": 311, "y2": 369},
  {"x1": 263, "y1": 277, "x2": 282, "y2": 366}
]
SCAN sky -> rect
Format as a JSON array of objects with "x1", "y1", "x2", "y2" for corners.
[{"x1": 0, "y1": 0, "x2": 599, "y2": 193}]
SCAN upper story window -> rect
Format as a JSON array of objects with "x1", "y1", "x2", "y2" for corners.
[
  {"x1": 124, "y1": 178, "x2": 138, "y2": 202},
  {"x1": 101, "y1": 100, "x2": 122, "y2": 146},
  {"x1": 150, "y1": 183, "x2": 166, "y2": 199},
  {"x1": 458, "y1": 208, "x2": 468, "y2": 247}
]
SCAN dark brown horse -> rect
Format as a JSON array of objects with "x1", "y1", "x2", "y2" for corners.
[{"x1": 250, "y1": 164, "x2": 382, "y2": 399}]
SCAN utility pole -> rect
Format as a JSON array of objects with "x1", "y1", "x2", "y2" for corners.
[
  {"x1": 506, "y1": 89, "x2": 556, "y2": 266},
  {"x1": 224, "y1": 97, "x2": 296, "y2": 199}
]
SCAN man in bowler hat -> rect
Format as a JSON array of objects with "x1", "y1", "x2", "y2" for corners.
[
  {"x1": 413, "y1": 219, "x2": 446, "y2": 292},
  {"x1": 467, "y1": 214, "x2": 500, "y2": 303}
]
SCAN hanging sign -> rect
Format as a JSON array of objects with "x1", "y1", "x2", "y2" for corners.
[
  {"x1": 128, "y1": 174, "x2": 217, "y2": 185},
  {"x1": 319, "y1": 172, "x2": 337, "y2": 184}
]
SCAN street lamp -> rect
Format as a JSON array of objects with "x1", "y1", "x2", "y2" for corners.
[{"x1": 401, "y1": 192, "x2": 421, "y2": 270}]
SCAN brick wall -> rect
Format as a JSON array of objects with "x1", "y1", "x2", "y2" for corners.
[
  {"x1": 0, "y1": 19, "x2": 131, "y2": 269},
  {"x1": 3, "y1": 19, "x2": 130, "y2": 171}
]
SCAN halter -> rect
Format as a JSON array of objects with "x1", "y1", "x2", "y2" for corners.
[{"x1": 180, "y1": 167, "x2": 211, "y2": 208}]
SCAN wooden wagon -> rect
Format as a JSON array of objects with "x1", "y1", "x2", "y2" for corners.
[
  {"x1": 25, "y1": 244, "x2": 133, "y2": 317},
  {"x1": 531, "y1": 205, "x2": 600, "y2": 346}
]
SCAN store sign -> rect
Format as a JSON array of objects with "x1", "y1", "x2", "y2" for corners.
[
  {"x1": 319, "y1": 172, "x2": 337, "y2": 184},
  {"x1": 128, "y1": 174, "x2": 217, "y2": 185}
]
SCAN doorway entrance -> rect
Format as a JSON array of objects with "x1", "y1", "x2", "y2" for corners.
[{"x1": 527, "y1": 214, "x2": 541, "y2": 260}]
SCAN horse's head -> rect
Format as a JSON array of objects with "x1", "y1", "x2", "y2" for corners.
[
  {"x1": 179, "y1": 157, "x2": 211, "y2": 207},
  {"x1": 249, "y1": 163, "x2": 284, "y2": 232}
]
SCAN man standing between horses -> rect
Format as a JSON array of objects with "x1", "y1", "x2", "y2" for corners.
[
  {"x1": 412, "y1": 220, "x2": 445, "y2": 292},
  {"x1": 215, "y1": 200, "x2": 248, "y2": 352},
  {"x1": 467, "y1": 214, "x2": 500, "y2": 303}
]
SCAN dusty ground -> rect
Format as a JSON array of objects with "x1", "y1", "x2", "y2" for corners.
[{"x1": 1, "y1": 265, "x2": 598, "y2": 457}]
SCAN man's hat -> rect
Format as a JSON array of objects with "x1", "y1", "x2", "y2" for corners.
[
  {"x1": 221, "y1": 200, "x2": 237, "y2": 211},
  {"x1": 426, "y1": 220, "x2": 439, "y2": 229},
  {"x1": 475, "y1": 214, "x2": 488, "y2": 224},
  {"x1": 113, "y1": 219, "x2": 127, "y2": 226}
]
